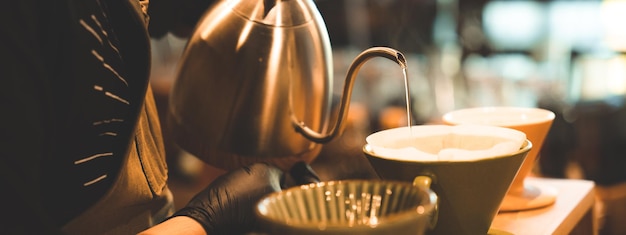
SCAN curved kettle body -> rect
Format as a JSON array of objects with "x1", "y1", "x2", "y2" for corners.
[{"x1": 168, "y1": 0, "x2": 333, "y2": 170}]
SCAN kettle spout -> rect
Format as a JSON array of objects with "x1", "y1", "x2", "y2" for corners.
[{"x1": 294, "y1": 47, "x2": 407, "y2": 143}]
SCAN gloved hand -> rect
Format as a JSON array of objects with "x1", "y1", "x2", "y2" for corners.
[{"x1": 172, "y1": 161, "x2": 319, "y2": 235}]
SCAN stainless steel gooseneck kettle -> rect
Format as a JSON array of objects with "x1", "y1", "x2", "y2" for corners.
[{"x1": 168, "y1": 0, "x2": 407, "y2": 170}]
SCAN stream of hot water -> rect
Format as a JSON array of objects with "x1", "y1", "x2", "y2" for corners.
[{"x1": 402, "y1": 67, "x2": 413, "y2": 132}]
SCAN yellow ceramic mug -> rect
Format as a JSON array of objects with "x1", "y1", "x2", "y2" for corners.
[{"x1": 443, "y1": 107, "x2": 556, "y2": 211}]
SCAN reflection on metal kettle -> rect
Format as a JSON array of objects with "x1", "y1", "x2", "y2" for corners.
[{"x1": 168, "y1": 0, "x2": 407, "y2": 170}]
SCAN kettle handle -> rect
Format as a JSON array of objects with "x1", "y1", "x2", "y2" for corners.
[{"x1": 293, "y1": 47, "x2": 407, "y2": 143}]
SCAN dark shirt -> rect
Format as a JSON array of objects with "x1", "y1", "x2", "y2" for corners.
[{"x1": 1, "y1": 0, "x2": 150, "y2": 232}]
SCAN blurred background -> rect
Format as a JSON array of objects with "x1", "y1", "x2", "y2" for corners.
[{"x1": 148, "y1": 0, "x2": 626, "y2": 234}]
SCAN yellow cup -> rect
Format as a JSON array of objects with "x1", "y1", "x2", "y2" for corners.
[{"x1": 442, "y1": 106, "x2": 555, "y2": 211}]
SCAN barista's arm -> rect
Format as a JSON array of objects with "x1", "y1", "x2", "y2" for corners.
[
  {"x1": 139, "y1": 162, "x2": 320, "y2": 235},
  {"x1": 138, "y1": 216, "x2": 206, "y2": 235}
]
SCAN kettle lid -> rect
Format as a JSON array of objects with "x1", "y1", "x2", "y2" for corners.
[{"x1": 230, "y1": 0, "x2": 317, "y2": 26}]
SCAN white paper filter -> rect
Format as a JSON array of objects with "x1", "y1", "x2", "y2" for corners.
[{"x1": 366, "y1": 125, "x2": 526, "y2": 161}]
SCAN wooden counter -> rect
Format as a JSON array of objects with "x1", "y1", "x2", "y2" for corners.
[{"x1": 491, "y1": 177, "x2": 596, "y2": 235}]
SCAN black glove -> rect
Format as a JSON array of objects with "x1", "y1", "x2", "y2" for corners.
[{"x1": 172, "y1": 162, "x2": 319, "y2": 235}]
